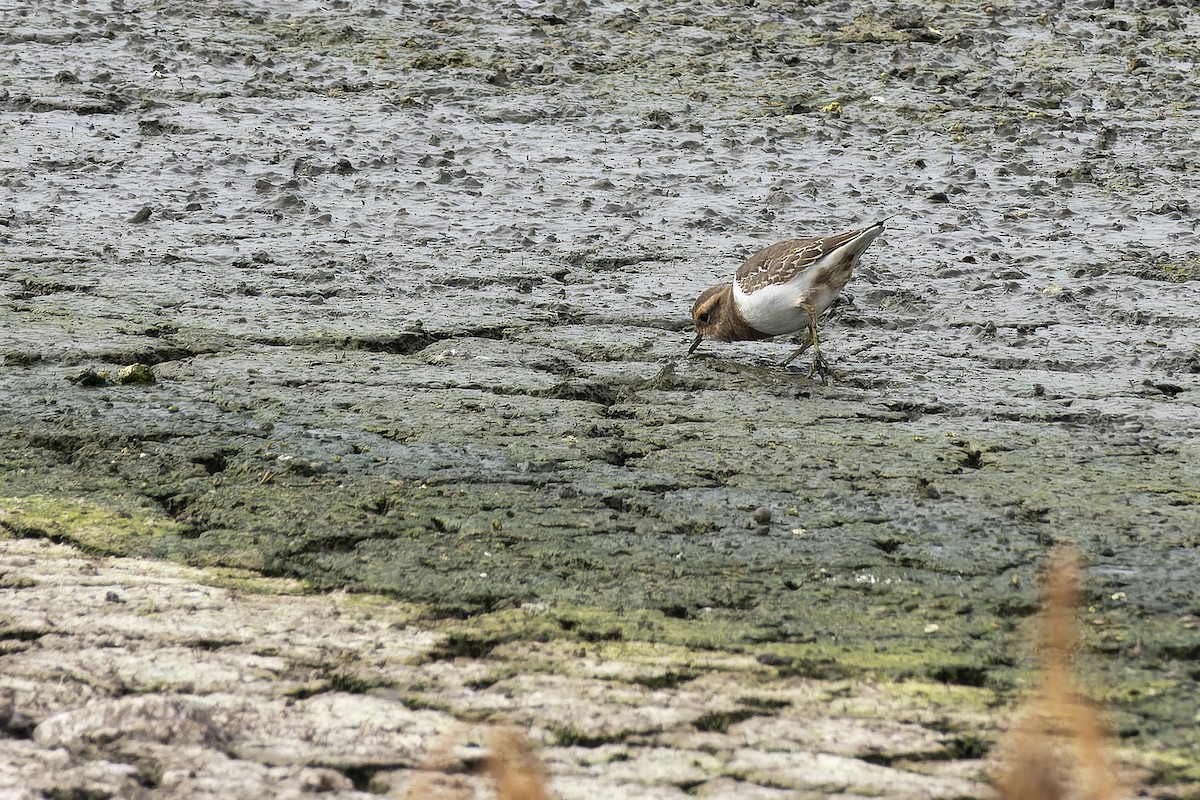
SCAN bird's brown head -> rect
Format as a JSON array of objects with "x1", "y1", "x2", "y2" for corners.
[{"x1": 688, "y1": 283, "x2": 735, "y2": 354}]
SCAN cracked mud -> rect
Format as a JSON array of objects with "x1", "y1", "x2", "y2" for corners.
[{"x1": 2, "y1": 0, "x2": 1200, "y2": 796}]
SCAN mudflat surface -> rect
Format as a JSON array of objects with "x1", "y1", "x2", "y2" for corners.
[
  {"x1": 2, "y1": 0, "x2": 1200, "y2": 795},
  {"x1": 0, "y1": 536, "x2": 999, "y2": 799}
]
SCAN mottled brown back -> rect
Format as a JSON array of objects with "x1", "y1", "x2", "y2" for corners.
[{"x1": 734, "y1": 226, "x2": 874, "y2": 295}]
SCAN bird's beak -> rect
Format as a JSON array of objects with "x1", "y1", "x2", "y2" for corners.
[{"x1": 687, "y1": 330, "x2": 703, "y2": 355}]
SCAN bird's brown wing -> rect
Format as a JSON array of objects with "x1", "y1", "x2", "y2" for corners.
[{"x1": 734, "y1": 227, "x2": 868, "y2": 294}]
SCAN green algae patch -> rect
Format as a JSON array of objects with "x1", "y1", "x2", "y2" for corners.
[
  {"x1": 425, "y1": 605, "x2": 764, "y2": 669},
  {"x1": 330, "y1": 590, "x2": 430, "y2": 630},
  {"x1": 428, "y1": 605, "x2": 764, "y2": 667},
  {"x1": 195, "y1": 565, "x2": 311, "y2": 596},
  {"x1": 426, "y1": 609, "x2": 573, "y2": 661},
  {"x1": 0, "y1": 494, "x2": 184, "y2": 556},
  {"x1": 1129, "y1": 751, "x2": 1200, "y2": 785},
  {"x1": 856, "y1": 679, "x2": 999, "y2": 722},
  {"x1": 426, "y1": 601, "x2": 1022, "y2": 696}
]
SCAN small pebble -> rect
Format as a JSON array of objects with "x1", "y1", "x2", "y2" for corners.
[{"x1": 752, "y1": 506, "x2": 772, "y2": 525}]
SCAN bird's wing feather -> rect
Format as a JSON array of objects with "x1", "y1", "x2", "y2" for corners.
[{"x1": 734, "y1": 227, "x2": 868, "y2": 294}]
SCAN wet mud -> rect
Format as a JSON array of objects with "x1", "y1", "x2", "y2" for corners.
[{"x1": 3, "y1": 0, "x2": 1200, "y2": 787}]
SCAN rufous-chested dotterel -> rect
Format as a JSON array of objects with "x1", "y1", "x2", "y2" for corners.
[{"x1": 689, "y1": 219, "x2": 889, "y2": 375}]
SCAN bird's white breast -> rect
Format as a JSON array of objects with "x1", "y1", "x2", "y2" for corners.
[{"x1": 734, "y1": 269, "x2": 842, "y2": 336}]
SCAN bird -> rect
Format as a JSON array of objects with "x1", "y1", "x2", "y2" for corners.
[{"x1": 688, "y1": 219, "x2": 889, "y2": 377}]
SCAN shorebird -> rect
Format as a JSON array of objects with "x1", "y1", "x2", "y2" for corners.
[{"x1": 688, "y1": 219, "x2": 888, "y2": 377}]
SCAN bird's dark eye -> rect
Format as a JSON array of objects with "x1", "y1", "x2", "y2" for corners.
[{"x1": 697, "y1": 312, "x2": 711, "y2": 324}]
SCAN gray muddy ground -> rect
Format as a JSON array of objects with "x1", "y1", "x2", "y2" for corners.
[{"x1": 2, "y1": 0, "x2": 1200, "y2": 795}]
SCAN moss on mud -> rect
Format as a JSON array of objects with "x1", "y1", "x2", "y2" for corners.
[{"x1": 0, "y1": 494, "x2": 183, "y2": 555}]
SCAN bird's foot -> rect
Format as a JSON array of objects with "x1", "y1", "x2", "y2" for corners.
[{"x1": 807, "y1": 349, "x2": 831, "y2": 385}]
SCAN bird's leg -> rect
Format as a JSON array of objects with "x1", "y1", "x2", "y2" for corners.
[
  {"x1": 809, "y1": 347, "x2": 830, "y2": 384},
  {"x1": 780, "y1": 303, "x2": 825, "y2": 382},
  {"x1": 802, "y1": 305, "x2": 828, "y2": 382},
  {"x1": 779, "y1": 336, "x2": 813, "y2": 367}
]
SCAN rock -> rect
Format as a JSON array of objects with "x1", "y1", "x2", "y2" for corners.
[
  {"x1": 117, "y1": 363, "x2": 156, "y2": 384},
  {"x1": 34, "y1": 695, "x2": 224, "y2": 750},
  {"x1": 65, "y1": 368, "x2": 109, "y2": 386}
]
